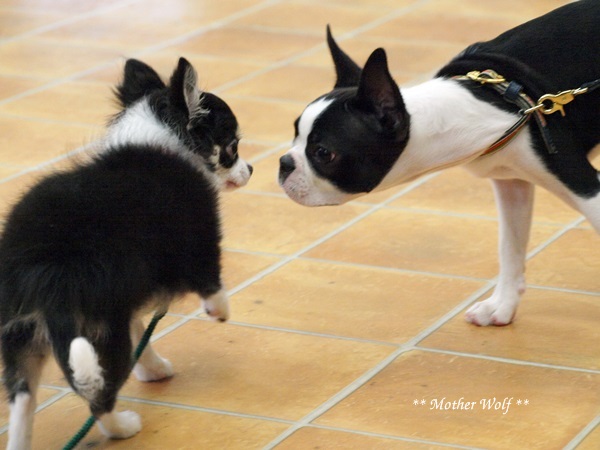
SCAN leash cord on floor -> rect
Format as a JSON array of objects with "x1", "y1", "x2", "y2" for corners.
[{"x1": 62, "y1": 311, "x2": 166, "y2": 450}]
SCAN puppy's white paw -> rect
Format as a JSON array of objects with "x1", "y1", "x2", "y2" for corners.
[
  {"x1": 203, "y1": 290, "x2": 230, "y2": 322},
  {"x1": 133, "y1": 356, "x2": 174, "y2": 382},
  {"x1": 97, "y1": 410, "x2": 142, "y2": 439},
  {"x1": 465, "y1": 298, "x2": 516, "y2": 327}
]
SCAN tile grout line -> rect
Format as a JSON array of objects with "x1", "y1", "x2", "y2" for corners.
[
  {"x1": 211, "y1": 0, "x2": 437, "y2": 96},
  {"x1": 307, "y1": 423, "x2": 486, "y2": 450},
  {"x1": 563, "y1": 414, "x2": 600, "y2": 450},
  {"x1": 260, "y1": 174, "x2": 597, "y2": 449},
  {"x1": 0, "y1": 388, "x2": 72, "y2": 436},
  {"x1": 0, "y1": 0, "x2": 144, "y2": 45},
  {"x1": 2, "y1": 1, "x2": 595, "y2": 448},
  {"x1": 117, "y1": 396, "x2": 295, "y2": 425},
  {"x1": 417, "y1": 347, "x2": 600, "y2": 375},
  {"x1": 150, "y1": 172, "x2": 441, "y2": 345},
  {"x1": 261, "y1": 280, "x2": 499, "y2": 449},
  {"x1": 0, "y1": 0, "x2": 286, "y2": 110}
]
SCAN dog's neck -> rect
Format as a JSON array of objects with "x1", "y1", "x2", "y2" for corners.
[
  {"x1": 376, "y1": 78, "x2": 519, "y2": 191},
  {"x1": 104, "y1": 101, "x2": 186, "y2": 153},
  {"x1": 103, "y1": 100, "x2": 213, "y2": 177}
]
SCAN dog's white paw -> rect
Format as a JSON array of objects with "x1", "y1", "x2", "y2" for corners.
[
  {"x1": 465, "y1": 298, "x2": 516, "y2": 326},
  {"x1": 203, "y1": 290, "x2": 230, "y2": 322},
  {"x1": 133, "y1": 356, "x2": 174, "y2": 382},
  {"x1": 97, "y1": 410, "x2": 142, "y2": 439}
]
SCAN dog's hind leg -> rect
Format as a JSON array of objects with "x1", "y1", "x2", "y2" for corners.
[
  {"x1": 465, "y1": 179, "x2": 534, "y2": 326},
  {"x1": 2, "y1": 320, "x2": 47, "y2": 450},
  {"x1": 131, "y1": 316, "x2": 173, "y2": 382},
  {"x1": 56, "y1": 319, "x2": 142, "y2": 440}
]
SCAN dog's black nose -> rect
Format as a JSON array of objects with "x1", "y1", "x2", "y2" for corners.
[
  {"x1": 247, "y1": 163, "x2": 254, "y2": 176},
  {"x1": 279, "y1": 154, "x2": 295, "y2": 183}
]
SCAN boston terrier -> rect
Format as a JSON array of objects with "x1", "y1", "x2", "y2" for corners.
[
  {"x1": 0, "y1": 57, "x2": 252, "y2": 449},
  {"x1": 279, "y1": 0, "x2": 599, "y2": 327}
]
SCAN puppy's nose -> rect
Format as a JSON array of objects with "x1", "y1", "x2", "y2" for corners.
[
  {"x1": 247, "y1": 163, "x2": 254, "y2": 176},
  {"x1": 279, "y1": 154, "x2": 296, "y2": 183}
]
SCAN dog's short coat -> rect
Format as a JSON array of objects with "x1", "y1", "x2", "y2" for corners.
[
  {"x1": 279, "y1": 1, "x2": 599, "y2": 326},
  {"x1": 0, "y1": 57, "x2": 252, "y2": 449}
]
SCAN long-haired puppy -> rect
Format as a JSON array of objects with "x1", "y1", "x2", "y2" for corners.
[{"x1": 0, "y1": 57, "x2": 252, "y2": 449}]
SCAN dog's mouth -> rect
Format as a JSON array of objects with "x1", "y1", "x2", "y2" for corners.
[{"x1": 225, "y1": 180, "x2": 242, "y2": 190}]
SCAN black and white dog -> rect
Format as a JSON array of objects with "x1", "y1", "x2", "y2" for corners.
[
  {"x1": 279, "y1": 1, "x2": 599, "y2": 326},
  {"x1": 0, "y1": 57, "x2": 252, "y2": 449}
]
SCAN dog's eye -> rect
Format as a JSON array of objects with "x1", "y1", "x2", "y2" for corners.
[
  {"x1": 313, "y1": 146, "x2": 335, "y2": 164},
  {"x1": 226, "y1": 140, "x2": 238, "y2": 158}
]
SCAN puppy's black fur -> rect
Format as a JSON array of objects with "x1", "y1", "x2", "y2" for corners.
[{"x1": 0, "y1": 57, "x2": 246, "y2": 444}]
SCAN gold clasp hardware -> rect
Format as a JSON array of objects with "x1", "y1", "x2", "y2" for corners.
[
  {"x1": 465, "y1": 70, "x2": 506, "y2": 84},
  {"x1": 524, "y1": 87, "x2": 589, "y2": 117}
]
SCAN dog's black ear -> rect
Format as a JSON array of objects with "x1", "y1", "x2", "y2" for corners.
[
  {"x1": 115, "y1": 59, "x2": 166, "y2": 107},
  {"x1": 354, "y1": 48, "x2": 408, "y2": 138},
  {"x1": 327, "y1": 25, "x2": 362, "y2": 88},
  {"x1": 170, "y1": 57, "x2": 205, "y2": 121}
]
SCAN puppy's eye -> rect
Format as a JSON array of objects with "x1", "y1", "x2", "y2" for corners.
[
  {"x1": 226, "y1": 140, "x2": 239, "y2": 158},
  {"x1": 313, "y1": 146, "x2": 335, "y2": 164}
]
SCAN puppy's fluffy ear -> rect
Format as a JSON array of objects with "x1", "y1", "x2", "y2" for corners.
[
  {"x1": 354, "y1": 48, "x2": 408, "y2": 139},
  {"x1": 115, "y1": 59, "x2": 166, "y2": 107},
  {"x1": 170, "y1": 57, "x2": 206, "y2": 122},
  {"x1": 327, "y1": 25, "x2": 362, "y2": 89}
]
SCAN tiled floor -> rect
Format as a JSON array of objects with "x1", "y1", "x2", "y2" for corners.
[{"x1": 0, "y1": 0, "x2": 598, "y2": 449}]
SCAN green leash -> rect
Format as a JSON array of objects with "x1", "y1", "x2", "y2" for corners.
[{"x1": 62, "y1": 311, "x2": 166, "y2": 450}]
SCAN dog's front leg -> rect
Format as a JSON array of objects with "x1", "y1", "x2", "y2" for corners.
[
  {"x1": 465, "y1": 179, "x2": 534, "y2": 326},
  {"x1": 131, "y1": 317, "x2": 174, "y2": 382}
]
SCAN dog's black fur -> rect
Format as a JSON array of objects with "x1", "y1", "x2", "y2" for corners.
[
  {"x1": 278, "y1": 1, "x2": 599, "y2": 327},
  {"x1": 0, "y1": 57, "x2": 250, "y2": 446},
  {"x1": 437, "y1": 0, "x2": 600, "y2": 197}
]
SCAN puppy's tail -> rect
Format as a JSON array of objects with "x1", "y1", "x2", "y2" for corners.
[{"x1": 68, "y1": 337, "x2": 105, "y2": 401}]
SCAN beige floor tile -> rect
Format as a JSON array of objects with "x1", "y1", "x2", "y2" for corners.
[
  {"x1": 232, "y1": 259, "x2": 484, "y2": 343},
  {"x1": 578, "y1": 425, "x2": 600, "y2": 450},
  {"x1": 420, "y1": 287, "x2": 600, "y2": 370},
  {"x1": 0, "y1": 394, "x2": 288, "y2": 450},
  {"x1": 303, "y1": 0, "x2": 416, "y2": 8},
  {"x1": 419, "y1": 0, "x2": 571, "y2": 20},
  {"x1": 120, "y1": 320, "x2": 394, "y2": 420},
  {"x1": 0, "y1": 9, "x2": 65, "y2": 39},
  {"x1": 296, "y1": 37, "x2": 464, "y2": 77},
  {"x1": 0, "y1": 81, "x2": 115, "y2": 126},
  {"x1": 0, "y1": 38, "x2": 120, "y2": 79},
  {"x1": 226, "y1": 96, "x2": 301, "y2": 143},
  {"x1": 220, "y1": 192, "x2": 369, "y2": 255},
  {"x1": 245, "y1": 152, "x2": 285, "y2": 194},
  {"x1": 0, "y1": 76, "x2": 46, "y2": 102},
  {"x1": 306, "y1": 209, "x2": 561, "y2": 279},
  {"x1": 38, "y1": 0, "x2": 265, "y2": 51},
  {"x1": 80, "y1": 54, "x2": 264, "y2": 91},
  {"x1": 231, "y1": 1, "x2": 384, "y2": 35},
  {"x1": 316, "y1": 350, "x2": 600, "y2": 449},
  {"x1": 390, "y1": 167, "x2": 581, "y2": 225},
  {"x1": 173, "y1": 27, "x2": 322, "y2": 64},
  {"x1": 0, "y1": 169, "x2": 55, "y2": 219},
  {"x1": 1, "y1": 0, "x2": 127, "y2": 14},
  {"x1": 364, "y1": 11, "x2": 522, "y2": 46},
  {"x1": 165, "y1": 250, "x2": 282, "y2": 315},
  {"x1": 526, "y1": 229, "x2": 600, "y2": 291},
  {"x1": 223, "y1": 65, "x2": 333, "y2": 103},
  {"x1": 276, "y1": 427, "x2": 447, "y2": 449},
  {"x1": 0, "y1": 116, "x2": 100, "y2": 168},
  {"x1": 0, "y1": 388, "x2": 61, "y2": 429}
]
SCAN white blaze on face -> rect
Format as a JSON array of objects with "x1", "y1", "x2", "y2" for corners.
[{"x1": 279, "y1": 98, "x2": 358, "y2": 206}]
